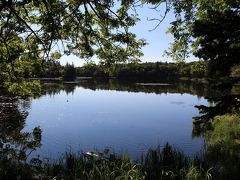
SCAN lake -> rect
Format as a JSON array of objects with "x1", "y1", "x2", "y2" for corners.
[{"x1": 17, "y1": 79, "x2": 220, "y2": 160}]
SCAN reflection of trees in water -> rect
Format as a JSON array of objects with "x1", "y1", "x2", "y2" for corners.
[
  {"x1": 192, "y1": 84, "x2": 240, "y2": 136},
  {"x1": 42, "y1": 83, "x2": 76, "y2": 96},
  {"x1": 43, "y1": 79, "x2": 240, "y2": 125},
  {"x1": 42, "y1": 79, "x2": 227, "y2": 98},
  {"x1": 79, "y1": 79, "x2": 217, "y2": 97},
  {"x1": 0, "y1": 81, "x2": 239, "y2": 179},
  {"x1": 0, "y1": 94, "x2": 42, "y2": 178},
  {"x1": 42, "y1": 79, "x2": 239, "y2": 125},
  {"x1": 194, "y1": 95, "x2": 240, "y2": 123}
]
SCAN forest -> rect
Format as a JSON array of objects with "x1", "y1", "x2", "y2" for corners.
[
  {"x1": 0, "y1": 0, "x2": 240, "y2": 179},
  {"x1": 27, "y1": 60, "x2": 207, "y2": 81}
]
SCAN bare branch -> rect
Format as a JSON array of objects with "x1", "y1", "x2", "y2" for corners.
[{"x1": 147, "y1": 1, "x2": 170, "y2": 31}]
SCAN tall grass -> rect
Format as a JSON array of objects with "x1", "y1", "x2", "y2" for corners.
[
  {"x1": 142, "y1": 143, "x2": 212, "y2": 180},
  {"x1": 35, "y1": 151, "x2": 144, "y2": 180},
  {"x1": 0, "y1": 143, "x2": 214, "y2": 180}
]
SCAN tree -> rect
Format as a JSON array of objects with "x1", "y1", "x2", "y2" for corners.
[
  {"x1": 190, "y1": 61, "x2": 206, "y2": 78},
  {"x1": 63, "y1": 63, "x2": 76, "y2": 81},
  {"x1": 192, "y1": 2, "x2": 240, "y2": 78},
  {"x1": 142, "y1": 0, "x2": 239, "y2": 79},
  {"x1": 0, "y1": 0, "x2": 145, "y2": 94},
  {"x1": 165, "y1": 0, "x2": 239, "y2": 78}
]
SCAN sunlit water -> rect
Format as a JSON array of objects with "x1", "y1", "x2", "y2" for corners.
[{"x1": 23, "y1": 82, "x2": 208, "y2": 159}]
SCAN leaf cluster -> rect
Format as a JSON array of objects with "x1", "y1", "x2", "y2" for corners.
[{"x1": 0, "y1": 0, "x2": 146, "y2": 94}]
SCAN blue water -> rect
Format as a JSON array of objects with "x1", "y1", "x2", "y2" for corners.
[{"x1": 24, "y1": 84, "x2": 207, "y2": 159}]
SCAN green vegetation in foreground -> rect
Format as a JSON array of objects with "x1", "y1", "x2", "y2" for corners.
[
  {"x1": 1, "y1": 112, "x2": 240, "y2": 180},
  {"x1": 203, "y1": 113, "x2": 240, "y2": 179},
  {"x1": 0, "y1": 143, "x2": 212, "y2": 180}
]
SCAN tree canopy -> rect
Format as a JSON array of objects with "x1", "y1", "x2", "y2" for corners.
[
  {"x1": 192, "y1": 2, "x2": 240, "y2": 77},
  {"x1": 0, "y1": 0, "x2": 145, "y2": 94},
  {"x1": 163, "y1": 0, "x2": 239, "y2": 78},
  {"x1": 0, "y1": 0, "x2": 239, "y2": 95}
]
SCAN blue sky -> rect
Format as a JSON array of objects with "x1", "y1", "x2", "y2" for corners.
[{"x1": 59, "y1": 3, "x2": 195, "y2": 67}]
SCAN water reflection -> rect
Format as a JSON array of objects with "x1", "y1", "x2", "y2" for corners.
[
  {"x1": 1, "y1": 80, "x2": 239, "y2": 159},
  {"x1": 42, "y1": 79, "x2": 239, "y2": 127},
  {"x1": 1, "y1": 80, "x2": 240, "y2": 179},
  {"x1": 42, "y1": 79, "x2": 226, "y2": 98},
  {"x1": 0, "y1": 94, "x2": 42, "y2": 163},
  {"x1": 23, "y1": 80, "x2": 214, "y2": 159}
]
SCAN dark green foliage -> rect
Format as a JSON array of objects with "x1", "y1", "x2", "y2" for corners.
[
  {"x1": 194, "y1": 95, "x2": 240, "y2": 123},
  {"x1": 0, "y1": 143, "x2": 213, "y2": 180},
  {"x1": 186, "y1": 1, "x2": 240, "y2": 126},
  {"x1": 192, "y1": 4, "x2": 240, "y2": 78},
  {"x1": 0, "y1": 0, "x2": 145, "y2": 94},
  {"x1": 77, "y1": 63, "x2": 108, "y2": 78},
  {"x1": 42, "y1": 78, "x2": 225, "y2": 101},
  {"x1": 76, "y1": 61, "x2": 208, "y2": 81},
  {"x1": 0, "y1": 160, "x2": 34, "y2": 180},
  {"x1": 0, "y1": 98, "x2": 42, "y2": 180},
  {"x1": 39, "y1": 60, "x2": 62, "y2": 78},
  {"x1": 0, "y1": 0, "x2": 239, "y2": 96},
  {"x1": 63, "y1": 63, "x2": 76, "y2": 81},
  {"x1": 203, "y1": 114, "x2": 240, "y2": 180},
  {"x1": 35, "y1": 151, "x2": 145, "y2": 180},
  {"x1": 143, "y1": 143, "x2": 189, "y2": 179}
]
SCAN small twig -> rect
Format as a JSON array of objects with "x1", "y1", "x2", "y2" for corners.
[{"x1": 147, "y1": 1, "x2": 170, "y2": 31}]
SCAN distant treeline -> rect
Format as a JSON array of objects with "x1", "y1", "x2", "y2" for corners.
[
  {"x1": 29, "y1": 60, "x2": 239, "y2": 82},
  {"x1": 76, "y1": 61, "x2": 207, "y2": 81},
  {"x1": 27, "y1": 61, "x2": 207, "y2": 81}
]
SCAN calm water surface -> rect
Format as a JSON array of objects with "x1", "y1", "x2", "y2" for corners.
[{"x1": 23, "y1": 81, "x2": 208, "y2": 159}]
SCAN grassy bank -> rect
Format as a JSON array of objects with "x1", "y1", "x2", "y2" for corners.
[{"x1": 1, "y1": 143, "x2": 211, "y2": 180}]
